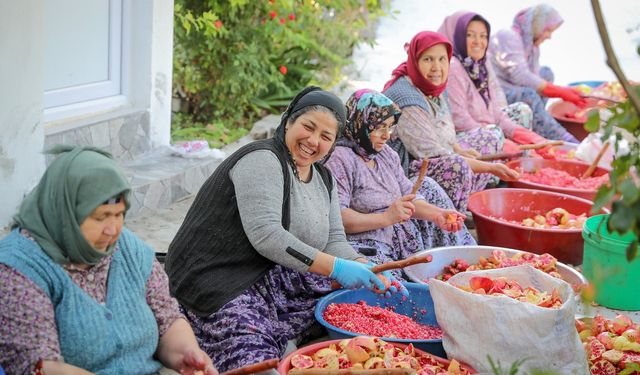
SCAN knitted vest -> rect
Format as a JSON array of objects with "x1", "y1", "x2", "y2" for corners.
[
  {"x1": 164, "y1": 138, "x2": 333, "y2": 316},
  {"x1": 0, "y1": 229, "x2": 161, "y2": 375}
]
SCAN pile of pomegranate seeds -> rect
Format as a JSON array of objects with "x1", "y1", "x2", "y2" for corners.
[
  {"x1": 455, "y1": 276, "x2": 563, "y2": 308},
  {"x1": 322, "y1": 301, "x2": 442, "y2": 340},
  {"x1": 435, "y1": 250, "x2": 561, "y2": 281},
  {"x1": 520, "y1": 167, "x2": 608, "y2": 190},
  {"x1": 577, "y1": 314, "x2": 640, "y2": 374},
  {"x1": 289, "y1": 336, "x2": 470, "y2": 373}
]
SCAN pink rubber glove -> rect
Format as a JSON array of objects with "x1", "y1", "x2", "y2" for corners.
[
  {"x1": 511, "y1": 127, "x2": 547, "y2": 145},
  {"x1": 541, "y1": 83, "x2": 587, "y2": 107}
]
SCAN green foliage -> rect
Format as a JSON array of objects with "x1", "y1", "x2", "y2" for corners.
[
  {"x1": 590, "y1": 85, "x2": 640, "y2": 261},
  {"x1": 172, "y1": 0, "x2": 387, "y2": 146},
  {"x1": 488, "y1": 356, "x2": 560, "y2": 375}
]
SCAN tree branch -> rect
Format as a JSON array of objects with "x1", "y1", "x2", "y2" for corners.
[{"x1": 590, "y1": 0, "x2": 640, "y2": 114}]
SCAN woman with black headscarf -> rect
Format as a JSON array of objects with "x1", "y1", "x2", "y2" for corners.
[{"x1": 165, "y1": 87, "x2": 404, "y2": 373}]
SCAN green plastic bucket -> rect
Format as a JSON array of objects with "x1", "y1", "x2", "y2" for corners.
[{"x1": 582, "y1": 214, "x2": 640, "y2": 310}]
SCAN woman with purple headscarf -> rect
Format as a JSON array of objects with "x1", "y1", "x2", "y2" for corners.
[
  {"x1": 439, "y1": 11, "x2": 551, "y2": 153},
  {"x1": 324, "y1": 89, "x2": 476, "y2": 275},
  {"x1": 489, "y1": 4, "x2": 585, "y2": 143}
]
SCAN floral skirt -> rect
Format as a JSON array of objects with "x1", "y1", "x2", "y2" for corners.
[{"x1": 182, "y1": 266, "x2": 332, "y2": 372}]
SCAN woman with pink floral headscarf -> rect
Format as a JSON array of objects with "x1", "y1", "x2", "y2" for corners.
[{"x1": 489, "y1": 4, "x2": 585, "y2": 143}]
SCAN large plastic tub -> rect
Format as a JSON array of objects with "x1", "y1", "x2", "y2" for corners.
[
  {"x1": 548, "y1": 98, "x2": 599, "y2": 142},
  {"x1": 505, "y1": 158, "x2": 609, "y2": 202},
  {"x1": 277, "y1": 339, "x2": 477, "y2": 374},
  {"x1": 582, "y1": 214, "x2": 640, "y2": 310},
  {"x1": 404, "y1": 245, "x2": 586, "y2": 291},
  {"x1": 314, "y1": 283, "x2": 445, "y2": 358},
  {"x1": 467, "y1": 188, "x2": 608, "y2": 265}
]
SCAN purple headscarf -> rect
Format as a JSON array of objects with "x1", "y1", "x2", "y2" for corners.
[
  {"x1": 452, "y1": 12, "x2": 492, "y2": 107},
  {"x1": 512, "y1": 4, "x2": 563, "y2": 71}
]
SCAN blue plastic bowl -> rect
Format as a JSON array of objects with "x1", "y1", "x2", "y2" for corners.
[
  {"x1": 314, "y1": 282, "x2": 445, "y2": 358},
  {"x1": 568, "y1": 80, "x2": 605, "y2": 88}
]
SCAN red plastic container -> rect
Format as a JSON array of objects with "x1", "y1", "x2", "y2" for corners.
[
  {"x1": 548, "y1": 99, "x2": 598, "y2": 142},
  {"x1": 505, "y1": 158, "x2": 609, "y2": 202},
  {"x1": 467, "y1": 188, "x2": 608, "y2": 265},
  {"x1": 277, "y1": 339, "x2": 476, "y2": 374}
]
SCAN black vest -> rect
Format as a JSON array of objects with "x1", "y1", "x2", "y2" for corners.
[{"x1": 164, "y1": 138, "x2": 333, "y2": 316}]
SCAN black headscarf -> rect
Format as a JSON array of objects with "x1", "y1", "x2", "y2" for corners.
[{"x1": 273, "y1": 86, "x2": 347, "y2": 171}]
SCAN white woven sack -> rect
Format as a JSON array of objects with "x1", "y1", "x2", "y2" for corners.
[{"x1": 428, "y1": 265, "x2": 588, "y2": 374}]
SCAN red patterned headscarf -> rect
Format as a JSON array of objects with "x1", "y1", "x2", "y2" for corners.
[{"x1": 383, "y1": 31, "x2": 453, "y2": 97}]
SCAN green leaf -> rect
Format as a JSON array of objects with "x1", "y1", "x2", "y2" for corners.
[
  {"x1": 627, "y1": 240, "x2": 639, "y2": 262},
  {"x1": 609, "y1": 201, "x2": 635, "y2": 233},
  {"x1": 592, "y1": 185, "x2": 615, "y2": 214},
  {"x1": 584, "y1": 110, "x2": 600, "y2": 133},
  {"x1": 619, "y1": 176, "x2": 640, "y2": 204}
]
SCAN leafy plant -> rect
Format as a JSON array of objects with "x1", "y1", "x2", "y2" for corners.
[
  {"x1": 487, "y1": 356, "x2": 560, "y2": 375},
  {"x1": 587, "y1": 0, "x2": 640, "y2": 261},
  {"x1": 172, "y1": 0, "x2": 388, "y2": 146}
]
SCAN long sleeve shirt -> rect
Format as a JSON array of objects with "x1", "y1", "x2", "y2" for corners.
[
  {"x1": 230, "y1": 150, "x2": 360, "y2": 272},
  {"x1": 447, "y1": 57, "x2": 518, "y2": 138},
  {"x1": 489, "y1": 29, "x2": 545, "y2": 91}
]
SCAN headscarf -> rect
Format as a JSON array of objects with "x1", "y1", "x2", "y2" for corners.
[
  {"x1": 444, "y1": 12, "x2": 492, "y2": 107},
  {"x1": 512, "y1": 4, "x2": 563, "y2": 71},
  {"x1": 338, "y1": 89, "x2": 401, "y2": 161},
  {"x1": 273, "y1": 86, "x2": 347, "y2": 173},
  {"x1": 13, "y1": 145, "x2": 131, "y2": 265},
  {"x1": 383, "y1": 31, "x2": 453, "y2": 97}
]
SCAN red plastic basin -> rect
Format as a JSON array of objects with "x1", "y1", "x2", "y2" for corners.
[
  {"x1": 467, "y1": 188, "x2": 608, "y2": 265},
  {"x1": 505, "y1": 158, "x2": 609, "y2": 202},
  {"x1": 277, "y1": 339, "x2": 477, "y2": 374},
  {"x1": 548, "y1": 99, "x2": 598, "y2": 142}
]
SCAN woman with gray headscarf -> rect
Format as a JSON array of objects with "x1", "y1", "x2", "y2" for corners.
[{"x1": 0, "y1": 146, "x2": 216, "y2": 375}]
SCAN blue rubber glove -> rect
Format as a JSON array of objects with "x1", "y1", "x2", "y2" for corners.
[
  {"x1": 380, "y1": 269, "x2": 410, "y2": 298},
  {"x1": 330, "y1": 258, "x2": 385, "y2": 291}
]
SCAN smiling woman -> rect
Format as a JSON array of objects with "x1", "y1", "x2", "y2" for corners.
[{"x1": 164, "y1": 86, "x2": 407, "y2": 373}]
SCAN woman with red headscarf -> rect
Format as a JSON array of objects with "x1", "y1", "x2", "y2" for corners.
[{"x1": 383, "y1": 31, "x2": 519, "y2": 213}]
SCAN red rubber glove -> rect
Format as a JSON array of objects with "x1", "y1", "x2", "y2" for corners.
[
  {"x1": 511, "y1": 126, "x2": 547, "y2": 145},
  {"x1": 541, "y1": 83, "x2": 587, "y2": 107}
]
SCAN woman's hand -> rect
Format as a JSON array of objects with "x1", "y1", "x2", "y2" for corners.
[
  {"x1": 454, "y1": 143, "x2": 480, "y2": 159},
  {"x1": 432, "y1": 209, "x2": 466, "y2": 232},
  {"x1": 330, "y1": 258, "x2": 385, "y2": 291},
  {"x1": 384, "y1": 194, "x2": 416, "y2": 224},
  {"x1": 489, "y1": 163, "x2": 520, "y2": 181},
  {"x1": 178, "y1": 349, "x2": 218, "y2": 375}
]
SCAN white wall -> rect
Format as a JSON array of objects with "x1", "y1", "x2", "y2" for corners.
[
  {"x1": 149, "y1": 0, "x2": 174, "y2": 147},
  {"x1": 0, "y1": 0, "x2": 175, "y2": 228},
  {"x1": 0, "y1": 1, "x2": 45, "y2": 229}
]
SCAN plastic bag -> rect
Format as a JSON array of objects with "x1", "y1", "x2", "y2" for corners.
[
  {"x1": 574, "y1": 132, "x2": 629, "y2": 169},
  {"x1": 428, "y1": 265, "x2": 588, "y2": 374},
  {"x1": 171, "y1": 140, "x2": 225, "y2": 159}
]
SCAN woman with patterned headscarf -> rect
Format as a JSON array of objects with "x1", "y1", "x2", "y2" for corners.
[
  {"x1": 383, "y1": 31, "x2": 520, "y2": 213},
  {"x1": 489, "y1": 4, "x2": 585, "y2": 142},
  {"x1": 439, "y1": 11, "x2": 550, "y2": 153},
  {"x1": 0, "y1": 146, "x2": 217, "y2": 375},
  {"x1": 325, "y1": 89, "x2": 475, "y2": 271}
]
